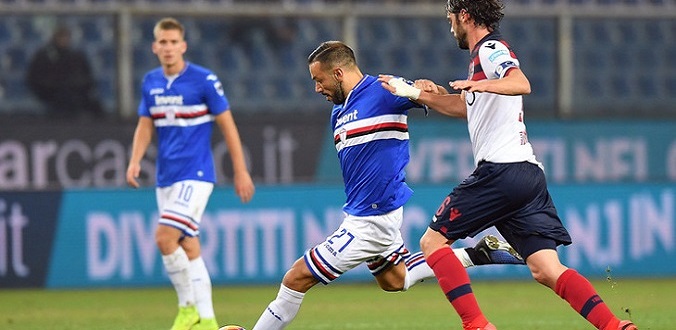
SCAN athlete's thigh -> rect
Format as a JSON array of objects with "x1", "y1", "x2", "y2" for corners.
[
  {"x1": 491, "y1": 164, "x2": 572, "y2": 258},
  {"x1": 156, "y1": 180, "x2": 214, "y2": 237},
  {"x1": 282, "y1": 257, "x2": 321, "y2": 293},
  {"x1": 429, "y1": 163, "x2": 518, "y2": 240}
]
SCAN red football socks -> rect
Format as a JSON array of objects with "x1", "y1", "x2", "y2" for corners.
[
  {"x1": 427, "y1": 248, "x2": 488, "y2": 328},
  {"x1": 555, "y1": 269, "x2": 620, "y2": 329}
]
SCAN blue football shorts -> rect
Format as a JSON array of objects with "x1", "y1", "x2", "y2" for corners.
[{"x1": 429, "y1": 161, "x2": 572, "y2": 259}]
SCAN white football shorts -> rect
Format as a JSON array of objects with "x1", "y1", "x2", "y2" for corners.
[
  {"x1": 156, "y1": 180, "x2": 214, "y2": 237},
  {"x1": 304, "y1": 206, "x2": 407, "y2": 284}
]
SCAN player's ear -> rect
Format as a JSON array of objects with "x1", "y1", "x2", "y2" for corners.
[
  {"x1": 333, "y1": 68, "x2": 343, "y2": 80},
  {"x1": 460, "y1": 9, "x2": 469, "y2": 22}
]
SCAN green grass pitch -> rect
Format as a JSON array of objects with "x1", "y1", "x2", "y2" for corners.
[{"x1": 2, "y1": 278, "x2": 673, "y2": 329}]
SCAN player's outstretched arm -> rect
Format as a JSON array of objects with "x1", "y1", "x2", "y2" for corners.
[
  {"x1": 378, "y1": 74, "x2": 467, "y2": 119},
  {"x1": 215, "y1": 110, "x2": 255, "y2": 203},
  {"x1": 414, "y1": 79, "x2": 449, "y2": 95},
  {"x1": 450, "y1": 67, "x2": 531, "y2": 96}
]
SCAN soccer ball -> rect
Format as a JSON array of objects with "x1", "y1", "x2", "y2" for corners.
[{"x1": 218, "y1": 325, "x2": 246, "y2": 330}]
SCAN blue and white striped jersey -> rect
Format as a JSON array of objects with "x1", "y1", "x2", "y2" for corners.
[
  {"x1": 138, "y1": 62, "x2": 229, "y2": 187},
  {"x1": 331, "y1": 75, "x2": 418, "y2": 216}
]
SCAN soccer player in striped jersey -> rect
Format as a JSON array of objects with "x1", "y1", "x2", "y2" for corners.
[
  {"x1": 380, "y1": 1, "x2": 638, "y2": 329},
  {"x1": 126, "y1": 17, "x2": 255, "y2": 330},
  {"x1": 252, "y1": 40, "x2": 523, "y2": 330}
]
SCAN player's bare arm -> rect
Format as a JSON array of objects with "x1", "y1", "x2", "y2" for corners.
[
  {"x1": 378, "y1": 74, "x2": 467, "y2": 119},
  {"x1": 215, "y1": 110, "x2": 255, "y2": 203},
  {"x1": 450, "y1": 67, "x2": 531, "y2": 95},
  {"x1": 126, "y1": 116, "x2": 154, "y2": 188},
  {"x1": 414, "y1": 79, "x2": 449, "y2": 95},
  {"x1": 417, "y1": 91, "x2": 467, "y2": 118}
]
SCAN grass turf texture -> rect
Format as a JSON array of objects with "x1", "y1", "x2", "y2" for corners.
[{"x1": 2, "y1": 278, "x2": 673, "y2": 329}]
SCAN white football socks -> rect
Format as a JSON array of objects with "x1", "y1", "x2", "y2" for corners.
[
  {"x1": 252, "y1": 284, "x2": 305, "y2": 330},
  {"x1": 402, "y1": 251, "x2": 435, "y2": 291},
  {"x1": 190, "y1": 256, "x2": 215, "y2": 319},
  {"x1": 453, "y1": 247, "x2": 475, "y2": 268},
  {"x1": 403, "y1": 248, "x2": 474, "y2": 291},
  {"x1": 162, "y1": 246, "x2": 195, "y2": 307}
]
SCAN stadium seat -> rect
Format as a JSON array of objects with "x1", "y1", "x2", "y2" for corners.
[
  {"x1": 0, "y1": 21, "x2": 11, "y2": 44},
  {"x1": 14, "y1": 18, "x2": 41, "y2": 42}
]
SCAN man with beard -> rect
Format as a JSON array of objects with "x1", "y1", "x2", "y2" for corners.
[
  {"x1": 379, "y1": 0, "x2": 638, "y2": 329},
  {"x1": 251, "y1": 40, "x2": 524, "y2": 330}
]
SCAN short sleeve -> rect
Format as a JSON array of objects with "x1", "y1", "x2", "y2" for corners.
[
  {"x1": 478, "y1": 41, "x2": 520, "y2": 80},
  {"x1": 203, "y1": 73, "x2": 230, "y2": 115}
]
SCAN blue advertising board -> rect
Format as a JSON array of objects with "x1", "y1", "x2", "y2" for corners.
[
  {"x1": 36, "y1": 184, "x2": 675, "y2": 289},
  {"x1": 0, "y1": 192, "x2": 62, "y2": 288},
  {"x1": 318, "y1": 119, "x2": 676, "y2": 185}
]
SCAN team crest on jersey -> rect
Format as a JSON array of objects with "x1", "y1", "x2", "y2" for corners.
[
  {"x1": 339, "y1": 127, "x2": 347, "y2": 143},
  {"x1": 166, "y1": 109, "x2": 176, "y2": 121}
]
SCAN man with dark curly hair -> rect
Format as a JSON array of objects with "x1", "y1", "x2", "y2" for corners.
[{"x1": 380, "y1": 0, "x2": 638, "y2": 329}]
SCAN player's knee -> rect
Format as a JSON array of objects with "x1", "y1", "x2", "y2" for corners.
[
  {"x1": 528, "y1": 266, "x2": 558, "y2": 289},
  {"x1": 281, "y1": 259, "x2": 317, "y2": 293},
  {"x1": 530, "y1": 269, "x2": 547, "y2": 286},
  {"x1": 419, "y1": 231, "x2": 447, "y2": 258},
  {"x1": 155, "y1": 233, "x2": 177, "y2": 254},
  {"x1": 419, "y1": 234, "x2": 433, "y2": 255},
  {"x1": 155, "y1": 225, "x2": 184, "y2": 253}
]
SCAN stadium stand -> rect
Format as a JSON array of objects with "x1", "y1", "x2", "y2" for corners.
[{"x1": 0, "y1": 1, "x2": 674, "y2": 117}]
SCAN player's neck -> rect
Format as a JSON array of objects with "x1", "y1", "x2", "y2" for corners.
[
  {"x1": 467, "y1": 28, "x2": 490, "y2": 53},
  {"x1": 343, "y1": 70, "x2": 364, "y2": 92},
  {"x1": 163, "y1": 60, "x2": 186, "y2": 76}
]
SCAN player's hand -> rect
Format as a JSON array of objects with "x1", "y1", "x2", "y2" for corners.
[
  {"x1": 414, "y1": 79, "x2": 447, "y2": 95},
  {"x1": 233, "y1": 171, "x2": 255, "y2": 204},
  {"x1": 126, "y1": 163, "x2": 141, "y2": 188},
  {"x1": 450, "y1": 79, "x2": 486, "y2": 93},
  {"x1": 378, "y1": 75, "x2": 421, "y2": 100}
]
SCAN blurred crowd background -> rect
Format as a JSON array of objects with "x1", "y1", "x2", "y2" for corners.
[{"x1": 0, "y1": 0, "x2": 674, "y2": 121}]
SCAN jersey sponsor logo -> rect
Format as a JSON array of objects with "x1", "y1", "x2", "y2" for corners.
[
  {"x1": 154, "y1": 95, "x2": 184, "y2": 106},
  {"x1": 336, "y1": 109, "x2": 359, "y2": 128},
  {"x1": 488, "y1": 49, "x2": 509, "y2": 62}
]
